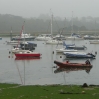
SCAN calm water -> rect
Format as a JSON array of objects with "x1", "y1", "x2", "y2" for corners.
[{"x1": 0, "y1": 37, "x2": 99, "y2": 85}]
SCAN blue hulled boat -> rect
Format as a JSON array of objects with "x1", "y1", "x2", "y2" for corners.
[
  {"x1": 63, "y1": 52, "x2": 96, "y2": 59},
  {"x1": 63, "y1": 41, "x2": 86, "y2": 50}
]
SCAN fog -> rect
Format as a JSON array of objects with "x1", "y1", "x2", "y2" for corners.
[{"x1": 0, "y1": 0, "x2": 99, "y2": 18}]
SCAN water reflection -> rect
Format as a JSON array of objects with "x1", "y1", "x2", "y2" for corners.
[
  {"x1": 54, "y1": 66, "x2": 92, "y2": 74},
  {"x1": 15, "y1": 57, "x2": 41, "y2": 60}
]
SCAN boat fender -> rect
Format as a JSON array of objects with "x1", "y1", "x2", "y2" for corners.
[
  {"x1": 52, "y1": 51, "x2": 54, "y2": 54},
  {"x1": 95, "y1": 51, "x2": 97, "y2": 55},
  {"x1": 60, "y1": 56, "x2": 62, "y2": 58},
  {"x1": 66, "y1": 60, "x2": 69, "y2": 63}
]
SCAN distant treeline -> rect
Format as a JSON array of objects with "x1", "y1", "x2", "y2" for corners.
[{"x1": 0, "y1": 14, "x2": 99, "y2": 36}]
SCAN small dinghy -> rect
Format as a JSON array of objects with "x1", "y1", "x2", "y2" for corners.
[{"x1": 54, "y1": 60, "x2": 92, "y2": 68}]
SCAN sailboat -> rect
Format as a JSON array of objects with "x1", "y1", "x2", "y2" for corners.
[
  {"x1": 56, "y1": 41, "x2": 78, "y2": 53},
  {"x1": 66, "y1": 11, "x2": 83, "y2": 40},
  {"x1": 46, "y1": 14, "x2": 63, "y2": 45},
  {"x1": 6, "y1": 27, "x2": 21, "y2": 45},
  {"x1": 89, "y1": 21, "x2": 99, "y2": 44},
  {"x1": 14, "y1": 23, "x2": 41, "y2": 58}
]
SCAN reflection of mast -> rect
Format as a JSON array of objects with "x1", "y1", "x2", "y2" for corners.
[
  {"x1": 23, "y1": 60, "x2": 25, "y2": 85},
  {"x1": 15, "y1": 61, "x2": 23, "y2": 85}
]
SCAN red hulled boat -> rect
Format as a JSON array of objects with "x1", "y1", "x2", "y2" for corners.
[
  {"x1": 15, "y1": 57, "x2": 40, "y2": 60},
  {"x1": 54, "y1": 60, "x2": 92, "y2": 68},
  {"x1": 15, "y1": 51, "x2": 41, "y2": 58}
]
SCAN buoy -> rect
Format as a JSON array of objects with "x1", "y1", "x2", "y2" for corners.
[
  {"x1": 52, "y1": 51, "x2": 54, "y2": 54},
  {"x1": 60, "y1": 56, "x2": 62, "y2": 58},
  {"x1": 9, "y1": 51, "x2": 11, "y2": 54},
  {"x1": 95, "y1": 51, "x2": 97, "y2": 54}
]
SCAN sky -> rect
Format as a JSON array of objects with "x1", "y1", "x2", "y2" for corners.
[{"x1": 0, "y1": 0, "x2": 99, "y2": 18}]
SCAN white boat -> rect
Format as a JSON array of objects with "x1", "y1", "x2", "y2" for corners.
[
  {"x1": 89, "y1": 40, "x2": 99, "y2": 44},
  {"x1": 6, "y1": 41, "x2": 22, "y2": 45},
  {"x1": 66, "y1": 33, "x2": 83, "y2": 40},
  {"x1": 35, "y1": 34, "x2": 52, "y2": 41},
  {"x1": 46, "y1": 14, "x2": 63, "y2": 45},
  {"x1": 53, "y1": 34, "x2": 66, "y2": 40},
  {"x1": 46, "y1": 39, "x2": 63, "y2": 44},
  {"x1": 11, "y1": 48, "x2": 30, "y2": 54},
  {"x1": 83, "y1": 35, "x2": 96, "y2": 40},
  {"x1": 12, "y1": 32, "x2": 35, "y2": 41},
  {"x1": 56, "y1": 48, "x2": 78, "y2": 53},
  {"x1": 66, "y1": 12, "x2": 83, "y2": 40}
]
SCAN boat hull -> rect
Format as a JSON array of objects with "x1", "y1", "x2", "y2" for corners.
[
  {"x1": 12, "y1": 37, "x2": 35, "y2": 41},
  {"x1": 56, "y1": 48, "x2": 78, "y2": 53},
  {"x1": 54, "y1": 60, "x2": 92, "y2": 68},
  {"x1": 15, "y1": 53, "x2": 41, "y2": 58},
  {"x1": 65, "y1": 53, "x2": 95, "y2": 59}
]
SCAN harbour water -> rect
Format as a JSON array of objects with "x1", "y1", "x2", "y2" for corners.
[{"x1": 0, "y1": 37, "x2": 99, "y2": 85}]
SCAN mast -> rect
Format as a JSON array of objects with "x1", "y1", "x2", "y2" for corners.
[
  {"x1": 71, "y1": 11, "x2": 74, "y2": 34},
  {"x1": 10, "y1": 27, "x2": 12, "y2": 41},
  {"x1": 51, "y1": 14, "x2": 53, "y2": 37}
]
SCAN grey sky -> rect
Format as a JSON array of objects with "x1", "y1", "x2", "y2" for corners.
[{"x1": 0, "y1": 0, "x2": 98, "y2": 18}]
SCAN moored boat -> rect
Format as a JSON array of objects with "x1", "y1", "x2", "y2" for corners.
[
  {"x1": 12, "y1": 33, "x2": 35, "y2": 41},
  {"x1": 63, "y1": 41, "x2": 86, "y2": 50},
  {"x1": 35, "y1": 34, "x2": 52, "y2": 41},
  {"x1": 15, "y1": 51, "x2": 41, "y2": 58},
  {"x1": 65, "y1": 33, "x2": 83, "y2": 40},
  {"x1": 63, "y1": 52, "x2": 96, "y2": 59},
  {"x1": 89, "y1": 40, "x2": 99, "y2": 44},
  {"x1": 54, "y1": 60, "x2": 92, "y2": 68},
  {"x1": 15, "y1": 57, "x2": 40, "y2": 60},
  {"x1": 56, "y1": 48, "x2": 78, "y2": 53}
]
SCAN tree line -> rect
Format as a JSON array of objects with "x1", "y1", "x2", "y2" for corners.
[{"x1": 0, "y1": 14, "x2": 99, "y2": 35}]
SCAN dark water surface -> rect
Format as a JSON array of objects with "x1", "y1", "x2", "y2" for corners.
[{"x1": 0, "y1": 37, "x2": 99, "y2": 85}]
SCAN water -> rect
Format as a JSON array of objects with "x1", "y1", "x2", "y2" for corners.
[{"x1": 0, "y1": 37, "x2": 99, "y2": 85}]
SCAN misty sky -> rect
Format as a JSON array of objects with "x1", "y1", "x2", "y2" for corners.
[{"x1": 0, "y1": 0, "x2": 98, "y2": 18}]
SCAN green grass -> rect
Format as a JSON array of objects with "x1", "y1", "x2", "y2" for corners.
[{"x1": 0, "y1": 83, "x2": 99, "y2": 99}]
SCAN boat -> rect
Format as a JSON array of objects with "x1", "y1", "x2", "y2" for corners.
[
  {"x1": 56, "y1": 48, "x2": 78, "y2": 53},
  {"x1": 83, "y1": 35, "x2": 97, "y2": 40},
  {"x1": 56, "y1": 41, "x2": 78, "y2": 53},
  {"x1": 19, "y1": 42, "x2": 37, "y2": 50},
  {"x1": 65, "y1": 33, "x2": 83, "y2": 40},
  {"x1": 53, "y1": 34, "x2": 66, "y2": 40},
  {"x1": 15, "y1": 51, "x2": 41, "y2": 58},
  {"x1": 6, "y1": 28, "x2": 20, "y2": 45},
  {"x1": 54, "y1": 60, "x2": 92, "y2": 68},
  {"x1": 54, "y1": 66, "x2": 92, "y2": 73},
  {"x1": 89, "y1": 40, "x2": 99, "y2": 44},
  {"x1": 35, "y1": 34, "x2": 52, "y2": 41},
  {"x1": 63, "y1": 41, "x2": 86, "y2": 50},
  {"x1": 46, "y1": 14, "x2": 64, "y2": 45},
  {"x1": 13, "y1": 24, "x2": 41, "y2": 58},
  {"x1": 15, "y1": 57, "x2": 40, "y2": 60},
  {"x1": 6, "y1": 40, "x2": 22, "y2": 45},
  {"x1": 63, "y1": 52, "x2": 96, "y2": 59},
  {"x1": 46, "y1": 39, "x2": 63, "y2": 45},
  {"x1": 12, "y1": 32, "x2": 35, "y2": 41},
  {"x1": 11, "y1": 47, "x2": 30, "y2": 54}
]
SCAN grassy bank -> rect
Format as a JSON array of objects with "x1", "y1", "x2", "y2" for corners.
[{"x1": 0, "y1": 83, "x2": 99, "y2": 99}]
